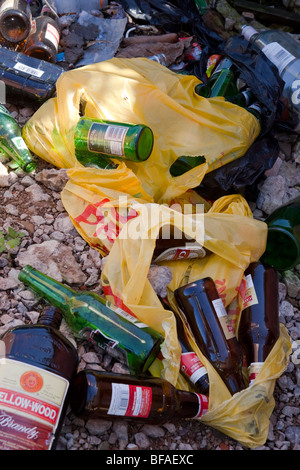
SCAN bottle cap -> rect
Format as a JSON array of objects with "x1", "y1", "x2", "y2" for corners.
[{"x1": 241, "y1": 25, "x2": 258, "y2": 42}]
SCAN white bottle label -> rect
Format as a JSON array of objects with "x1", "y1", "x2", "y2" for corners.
[
  {"x1": 262, "y1": 42, "x2": 295, "y2": 75},
  {"x1": 45, "y1": 23, "x2": 60, "y2": 51},
  {"x1": 14, "y1": 62, "x2": 44, "y2": 78},
  {"x1": 11, "y1": 136, "x2": 28, "y2": 151},
  {"x1": 243, "y1": 274, "x2": 259, "y2": 309},
  {"x1": 153, "y1": 245, "x2": 206, "y2": 263},
  {"x1": 212, "y1": 298, "x2": 235, "y2": 340},
  {"x1": 108, "y1": 383, "x2": 152, "y2": 418},
  {"x1": 0, "y1": 358, "x2": 69, "y2": 450},
  {"x1": 180, "y1": 352, "x2": 208, "y2": 383}
]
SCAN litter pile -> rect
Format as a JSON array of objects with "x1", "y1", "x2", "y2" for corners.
[{"x1": 0, "y1": 0, "x2": 299, "y2": 452}]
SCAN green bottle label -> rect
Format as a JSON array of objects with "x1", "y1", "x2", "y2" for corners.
[{"x1": 88, "y1": 123, "x2": 129, "y2": 157}]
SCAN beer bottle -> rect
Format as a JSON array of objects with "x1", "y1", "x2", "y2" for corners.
[
  {"x1": 0, "y1": 306, "x2": 78, "y2": 450},
  {"x1": 18, "y1": 265, "x2": 164, "y2": 375},
  {"x1": 159, "y1": 296, "x2": 209, "y2": 395},
  {"x1": 195, "y1": 57, "x2": 238, "y2": 98},
  {"x1": 170, "y1": 155, "x2": 206, "y2": 177},
  {"x1": 74, "y1": 117, "x2": 154, "y2": 168},
  {"x1": 174, "y1": 278, "x2": 246, "y2": 395},
  {"x1": 70, "y1": 370, "x2": 209, "y2": 423},
  {"x1": 237, "y1": 262, "x2": 280, "y2": 385},
  {"x1": 0, "y1": 0, "x2": 31, "y2": 43},
  {"x1": 23, "y1": 5, "x2": 60, "y2": 63},
  {"x1": 0, "y1": 104, "x2": 37, "y2": 172},
  {"x1": 260, "y1": 195, "x2": 300, "y2": 271},
  {"x1": 226, "y1": 89, "x2": 254, "y2": 107}
]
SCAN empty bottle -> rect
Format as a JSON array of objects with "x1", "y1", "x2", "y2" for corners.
[
  {"x1": 23, "y1": 6, "x2": 60, "y2": 63},
  {"x1": 0, "y1": 0, "x2": 31, "y2": 43},
  {"x1": 18, "y1": 265, "x2": 164, "y2": 375},
  {"x1": 159, "y1": 296, "x2": 209, "y2": 395},
  {"x1": 0, "y1": 46, "x2": 64, "y2": 105},
  {"x1": 226, "y1": 89, "x2": 254, "y2": 107},
  {"x1": 174, "y1": 278, "x2": 245, "y2": 395},
  {"x1": 0, "y1": 306, "x2": 78, "y2": 450},
  {"x1": 195, "y1": 57, "x2": 238, "y2": 98},
  {"x1": 170, "y1": 155, "x2": 206, "y2": 177},
  {"x1": 0, "y1": 104, "x2": 37, "y2": 172},
  {"x1": 74, "y1": 118, "x2": 154, "y2": 168},
  {"x1": 241, "y1": 25, "x2": 300, "y2": 117},
  {"x1": 70, "y1": 370, "x2": 209, "y2": 423},
  {"x1": 260, "y1": 195, "x2": 300, "y2": 271},
  {"x1": 237, "y1": 262, "x2": 280, "y2": 385}
]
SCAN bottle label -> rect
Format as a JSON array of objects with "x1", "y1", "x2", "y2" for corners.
[
  {"x1": 243, "y1": 274, "x2": 259, "y2": 309},
  {"x1": 0, "y1": 358, "x2": 69, "y2": 450},
  {"x1": 262, "y1": 42, "x2": 295, "y2": 75},
  {"x1": 106, "y1": 301, "x2": 148, "y2": 329},
  {"x1": 193, "y1": 393, "x2": 209, "y2": 418},
  {"x1": 153, "y1": 245, "x2": 206, "y2": 263},
  {"x1": 248, "y1": 362, "x2": 264, "y2": 386},
  {"x1": 88, "y1": 123, "x2": 128, "y2": 157},
  {"x1": 180, "y1": 352, "x2": 208, "y2": 384},
  {"x1": 14, "y1": 62, "x2": 44, "y2": 78},
  {"x1": 212, "y1": 298, "x2": 235, "y2": 340},
  {"x1": 45, "y1": 23, "x2": 60, "y2": 50},
  {"x1": 108, "y1": 383, "x2": 152, "y2": 418}
]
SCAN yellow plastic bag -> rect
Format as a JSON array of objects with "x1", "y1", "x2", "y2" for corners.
[
  {"x1": 100, "y1": 194, "x2": 291, "y2": 449},
  {"x1": 23, "y1": 57, "x2": 260, "y2": 204}
]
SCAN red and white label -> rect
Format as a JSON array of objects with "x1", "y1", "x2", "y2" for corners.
[
  {"x1": 153, "y1": 246, "x2": 206, "y2": 263},
  {"x1": 193, "y1": 393, "x2": 209, "y2": 418},
  {"x1": 180, "y1": 352, "x2": 208, "y2": 384},
  {"x1": 243, "y1": 274, "x2": 259, "y2": 309},
  {"x1": 248, "y1": 362, "x2": 264, "y2": 386},
  {"x1": 108, "y1": 383, "x2": 152, "y2": 418},
  {"x1": 45, "y1": 23, "x2": 60, "y2": 50}
]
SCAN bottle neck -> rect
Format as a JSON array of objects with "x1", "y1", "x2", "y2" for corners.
[
  {"x1": 176, "y1": 389, "x2": 208, "y2": 419},
  {"x1": 18, "y1": 265, "x2": 77, "y2": 311},
  {"x1": 38, "y1": 305, "x2": 62, "y2": 329}
]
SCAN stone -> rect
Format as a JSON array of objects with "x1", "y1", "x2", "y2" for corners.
[
  {"x1": 134, "y1": 432, "x2": 150, "y2": 449},
  {"x1": 16, "y1": 239, "x2": 87, "y2": 284},
  {"x1": 35, "y1": 169, "x2": 69, "y2": 192},
  {"x1": 85, "y1": 419, "x2": 112, "y2": 436},
  {"x1": 25, "y1": 184, "x2": 50, "y2": 202}
]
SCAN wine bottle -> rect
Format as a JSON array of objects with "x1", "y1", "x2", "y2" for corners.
[
  {"x1": 74, "y1": 117, "x2": 154, "y2": 168},
  {"x1": 18, "y1": 265, "x2": 164, "y2": 375},
  {"x1": 237, "y1": 262, "x2": 280, "y2": 385},
  {"x1": 260, "y1": 195, "x2": 300, "y2": 271},
  {"x1": 23, "y1": 6, "x2": 60, "y2": 63},
  {"x1": 174, "y1": 278, "x2": 246, "y2": 395},
  {"x1": 0, "y1": 104, "x2": 37, "y2": 172},
  {"x1": 241, "y1": 25, "x2": 300, "y2": 117},
  {"x1": 0, "y1": 306, "x2": 78, "y2": 450},
  {"x1": 70, "y1": 370, "x2": 209, "y2": 423}
]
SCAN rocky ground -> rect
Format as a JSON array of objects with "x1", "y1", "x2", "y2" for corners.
[{"x1": 0, "y1": 0, "x2": 300, "y2": 454}]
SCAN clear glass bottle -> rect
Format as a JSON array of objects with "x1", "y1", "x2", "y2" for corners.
[
  {"x1": 70, "y1": 370, "x2": 209, "y2": 423},
  {"x1": 237, "y1": 262, "x2": 280, "y2": 385},
  {"x1": 174, "y1": 278, "x2": 246, "y2": 395},
  {"x1": 0, "y1": 306, "x2": 78, "y2": 450},
  {"x1": 23, "y1": 6, "x2": 60, "y2": 63},
  {"x1": 0, "y1": 0, "x2": 32, "y2": 43},
  {"x1": 74, "y1": 117, "x2": 154, "y2": 168},
  {"x1": 18, "y1": 265, "x2": 164, "y2": 375},
  {"x1": 241, "y1": 25, "x2": 300, "y2": 117},
  {"x1": 0, "y1": 104, "x2": 37, "y2": 172}
]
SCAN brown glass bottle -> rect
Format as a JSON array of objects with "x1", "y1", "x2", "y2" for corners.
[
  {"x1": 159, "y1": 296, "x2": 209, "y2": 395},
  {"x1": 174, "y1": 278, "x2": 245, "y2": 395},
  {"x1": 23, "y1": 8, "x2": 60, "y2": 63},
  {"x1": 0, "y1": 306, "x2": 78, "y2": 450},
  {"x1": 237, "y1": 262, "x2": 280, "y2": 385},
  {"x1": 153, "y1": 225, "x2": 207, "y2": 263},
  {"x1": 0, "y1": 0, "x2": 31, "y2": 43},
  {"x1": 70, "y1": 370, "x2": 209, "y2": 423}
]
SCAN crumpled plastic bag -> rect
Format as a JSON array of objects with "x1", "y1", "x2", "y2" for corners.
[
  {"x1": 100, "y1": 194, "x2": 291, "y2": 449},
  {"x1": 23, "y1": 57, "x2": 260, "y2": 204}
]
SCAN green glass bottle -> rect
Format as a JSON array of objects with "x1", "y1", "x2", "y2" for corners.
[
  {"x1": 0, "y1": 104, "x2": 37, "y2": 172},
  {"x1": 195, "y1": 57, "x2": 238, "y2": 98},
  {"x1": 18, "y1": 265, "x2": 164, "y2": 374},
  {"x1": 74, "y1": 117, "x2": 154, "y2": 168},
  {"x1": 260, "y1": 195, "x2": 300, "y2": 271},
  {"x1": 170, "y1": 155, "x2": 206, "y2": 177},
  {"x1": 226, "y1": 89, "x2": 254, "y2": 107}
]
